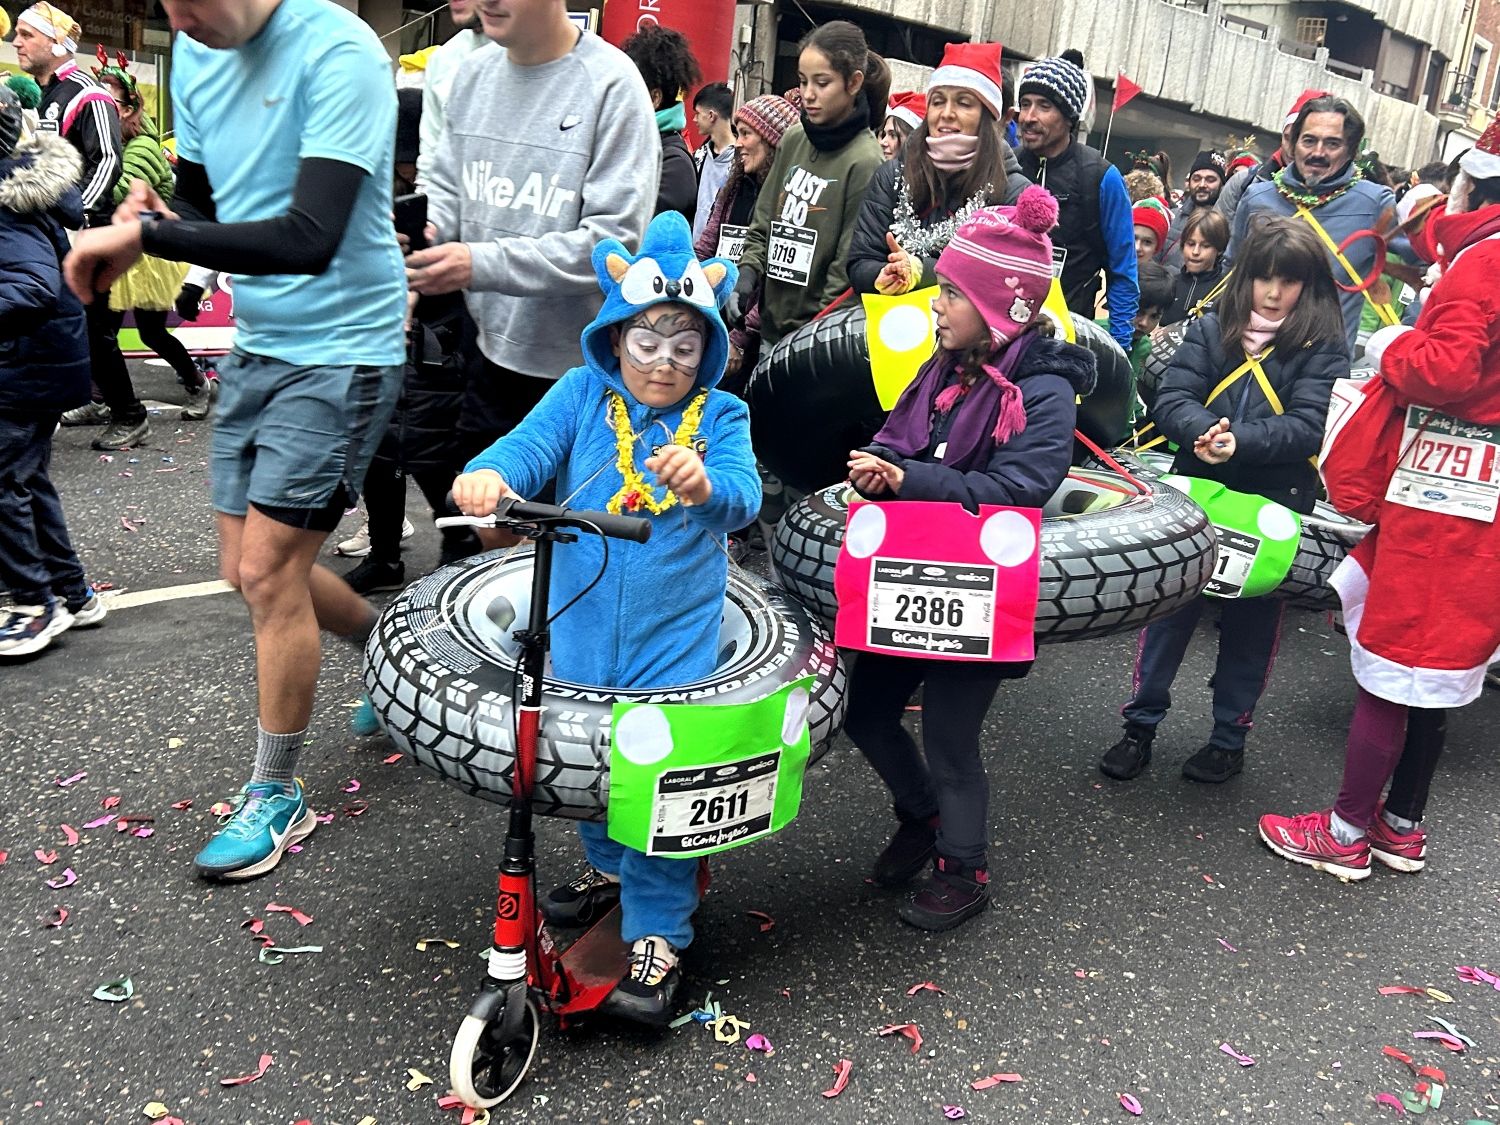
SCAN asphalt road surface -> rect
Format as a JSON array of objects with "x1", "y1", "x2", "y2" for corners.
[{"x1": 3, "y1": 362, "x2": 1498, "y2": 1125}]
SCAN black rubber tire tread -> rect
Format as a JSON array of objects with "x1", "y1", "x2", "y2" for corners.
[
  {"x1": 770, "y1": 473, "x2": 1219, "y2": 643},
  {"x1": 746, "y1": 306, "x2": 1134, "y2": 494},
  {"x1": 1083, "y1": 447, "x2": 1369, "y2": 610},
  {"x1": 363, "y1": 550, "x2": 848, "y2": 819}
]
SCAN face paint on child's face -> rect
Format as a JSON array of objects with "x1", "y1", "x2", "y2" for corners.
[{"x1": 613, "y1": 305, "x2": 708, "y2": 408}]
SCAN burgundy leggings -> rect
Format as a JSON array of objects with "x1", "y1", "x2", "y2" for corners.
[{"x1": 1332, "y1": 686, "x2": 1448, "y2": 828}]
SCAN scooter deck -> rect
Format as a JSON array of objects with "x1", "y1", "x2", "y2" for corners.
[{"x1": 553, "y1": 904, "x2": 629, "y2": 993}]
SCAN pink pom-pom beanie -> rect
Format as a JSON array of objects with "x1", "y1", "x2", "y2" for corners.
[{"x1": 933, "y1": 184, "x2": 1060, "y2": 349}]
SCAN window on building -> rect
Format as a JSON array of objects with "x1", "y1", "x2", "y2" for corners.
[{"x1": 1294, "y1": 17, "x2": 1328, "y2": 47}]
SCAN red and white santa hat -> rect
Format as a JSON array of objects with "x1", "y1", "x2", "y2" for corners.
[
  {"x1": 1284, "y1": 88, "x2": 1331, "y2": 129},
  {"x1": 886, "y1": 91, "x2": 927, "y2": 131},
  {"x1": 927, "y1": 42, "x2": 1006, "y2": 121},
  {"x1": 1449, "y1": 112, "x2": 1500, "y2": 214}
]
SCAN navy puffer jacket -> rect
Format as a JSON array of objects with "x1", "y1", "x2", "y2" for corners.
[{"x1": 0, "y1": 133, "x2": 89, "y2": 414}]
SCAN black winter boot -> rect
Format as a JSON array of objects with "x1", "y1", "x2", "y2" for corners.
[
  {"x1": 1099, "y1": 724, "x2": 1155, "y2": 780},
  {"x1": 872, "y1": 815, "x2": 939, "y2": 887},
  {"x1": 898, "y1": 857, "x2": 990, "y2": 931}
]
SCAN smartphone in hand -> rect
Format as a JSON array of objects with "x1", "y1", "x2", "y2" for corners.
[{"x1": 394, "y1": 191, "x2": 428, "y2": 252}]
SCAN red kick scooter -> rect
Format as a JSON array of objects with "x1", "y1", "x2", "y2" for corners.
[{"x1": 436, "y1": 498, "x2": 666, "y2": 1109}]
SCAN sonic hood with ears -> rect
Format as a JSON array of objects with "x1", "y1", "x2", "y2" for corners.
[{"x1": 582, "y1": 210, "x2": 739, "y2": 397}]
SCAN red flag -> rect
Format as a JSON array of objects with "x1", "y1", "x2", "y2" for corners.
[{"x1": 1113, "y1": 73, "x2": 1142, "y2": 112}]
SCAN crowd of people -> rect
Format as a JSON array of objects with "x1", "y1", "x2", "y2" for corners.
[{"x1": 3, "y1": 0, "x2": 1498, "y2": 1028}]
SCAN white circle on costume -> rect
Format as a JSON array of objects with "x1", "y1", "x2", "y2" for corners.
[
  {"x1": 878, "y1": 305, "x2": 932, "y2": 353},
  {"x1": 980, "y1": 509, "x2": 1038, "y2": 567},
  {"x1": 613, "y1": 705, "x2": 674, "y2": 765},
  {"x1": 845, "y1": 504, "x2": 887, "y2": 558},
  {"x1": 781, "y1": 686, "x2": 811, "y2": 745},
  {"x1": 1256, "y1": 504, "x2": 1299, "y2": 541}
]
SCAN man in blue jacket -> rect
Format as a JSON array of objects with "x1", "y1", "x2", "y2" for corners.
[
  {"x1": 1232, "y1": 95, "x2": 1400, "y2": 355},
  {"x1": 1014, "y1": 55, "x2": 1138, "y2": 354},
  {"x1": 0, "y1": 88, "x2": 107, "y2": 656}
]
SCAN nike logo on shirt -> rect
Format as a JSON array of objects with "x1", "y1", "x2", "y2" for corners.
[{"x1": 560, "y1": 114, "x2": 582, "y2": 130}]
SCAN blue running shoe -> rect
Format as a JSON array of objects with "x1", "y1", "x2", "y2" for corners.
[
  {"x1": 351, "y1": 694, "x2": 382, "y2": 737},
  {"x1": 194, "y1": 780, "x2": 317, "y2": 881}
]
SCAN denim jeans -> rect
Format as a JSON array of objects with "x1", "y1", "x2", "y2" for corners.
[
  {"x1": 0, "y1": 411, "x2": 89, "y2": 607},
  {"x1": 576, "y1": 820, "x2": 701, "y2": 949},
  {"x1": 1122, "y1": 595, "x2": 1286, "y2": 751}
]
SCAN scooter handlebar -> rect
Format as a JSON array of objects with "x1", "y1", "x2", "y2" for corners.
[{"x1": 436, "y1": 498, "x2": 652, "y2": 543}]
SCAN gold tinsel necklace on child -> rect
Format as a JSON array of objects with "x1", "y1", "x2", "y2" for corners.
[{"x1": 605, "y1": 390, "x2": 708, "y2": 514}]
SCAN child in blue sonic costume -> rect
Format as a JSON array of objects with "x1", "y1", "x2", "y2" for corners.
[{"x1": 452, "y1": 211, "x2": 761, "y2": 1024}]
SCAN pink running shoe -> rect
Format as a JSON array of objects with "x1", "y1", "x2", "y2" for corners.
[
  {"x1": 1258, "y1": 809, "x2": 1371, "y2": 881},
  {"x1": 1368, "y1": 806, "x2": 1428, "y2": 873}
]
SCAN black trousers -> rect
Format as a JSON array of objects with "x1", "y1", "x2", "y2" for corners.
[
  {"x1": 85, "y1": 300, "x2": 143, "y2": 417},
  {"x1": 843, "y1": 651, "x2": 1024, "y2": 869}
]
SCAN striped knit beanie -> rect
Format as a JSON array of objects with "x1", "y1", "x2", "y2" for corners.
[
  {"x1": 735, "y1": 95, "x2": 798, "y2": 150},
  {"x1": 1019, "y1": 56, "x2": 1089, "y2": 124}
]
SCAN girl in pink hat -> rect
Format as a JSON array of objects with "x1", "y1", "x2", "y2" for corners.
[{"x1": 842, "y1": 186, "x2": 1099, "y2": 931}]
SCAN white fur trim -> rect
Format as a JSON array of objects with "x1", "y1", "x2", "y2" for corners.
[
  {"x1": 1332, "y1": 555, "x2": 1500, "y2": 707},
  {"x1": 928, "y1": 66, "x2": 1005, "y2": 119},
  {"x1": 1363, "y1": 323, "x2": 1411, "y2": 371},
  {"x1": 1461, "y1": 147, "x2": 1500, "y2": 180},
  {"x1": 890, "y1": 106, "x2": 923, "y2": 130},
  {"x1": 1396, "y1": 182, "x2": 1441, "y2": 225}
]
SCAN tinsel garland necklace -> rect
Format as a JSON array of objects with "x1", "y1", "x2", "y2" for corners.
[
  {"x1": 605, "y1": 389, "x2": 708, "y2": 515},
  {"x1": 889, "y1": 172, "x2": 994, "y2": 259},
  {"x1": 1272, "y1": 164, "x2": 1361, "y2": 209}
]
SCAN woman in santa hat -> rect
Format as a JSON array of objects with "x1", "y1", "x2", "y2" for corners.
[
  {"x1": 848, "y1": 42, "x2": 1031, "y2": 296},
  {"x1": 879, "y1": 91, "x2": 925, "y2": 161},
  {"x1": 1258, "y1": 114, "x2": 1500, "y2": 882}
]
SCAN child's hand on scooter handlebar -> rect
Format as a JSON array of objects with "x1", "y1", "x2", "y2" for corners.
[
  {"x1": 645, "y1": 444, "x2": 712, "y2": 507},
  {"x1": 452, "y1": 469, "x2": 519, "y2": 518}
]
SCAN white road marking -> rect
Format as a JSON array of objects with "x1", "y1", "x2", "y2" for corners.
[{"x1": 101, "y1": 580, "x2": 236, "y2": 610}]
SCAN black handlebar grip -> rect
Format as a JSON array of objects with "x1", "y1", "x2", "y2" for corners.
[{"x1": 498, "y1": 498, "x2": 652, "y2": 543}]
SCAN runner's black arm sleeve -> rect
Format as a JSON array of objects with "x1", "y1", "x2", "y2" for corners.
[
  {"x1": 142, "y1": 157, "x2": 369, "y2": 275},
  {"x1": 169, "y1": 158, "x2": 216, "y2": 223}
]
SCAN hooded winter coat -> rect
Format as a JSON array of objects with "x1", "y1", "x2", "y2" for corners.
[
  {"x1": 1329, "y1": 203, "x2": 1500, "y2": 707},
  {"x1": 859, "y1": 335, "x2": 1096, "y2": 510},
  {"x1": 0, "y1": 133, "x2": 89, "y2": 414},
  {"x1": 1153, "y1": 311, "x2": 1346, "y2": 513},
  {"x1": 463, "y1": 212, "x2": 762, "y2": 690}
]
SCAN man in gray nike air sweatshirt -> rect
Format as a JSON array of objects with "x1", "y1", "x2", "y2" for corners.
[{"x1": 416, "y1": 5, "x2": 658, "y2": 390}]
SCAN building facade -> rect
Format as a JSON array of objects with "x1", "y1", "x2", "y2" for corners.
[{"x1": 731, "y1": 0, "x2": 1469, "y2": 178}]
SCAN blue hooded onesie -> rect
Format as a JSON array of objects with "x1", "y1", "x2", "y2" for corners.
[{"x1": 462, "y1": 212, "x2": 761, "y2": 948}]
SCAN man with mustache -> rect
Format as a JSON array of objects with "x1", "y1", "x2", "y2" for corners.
[{"x1": 1231, "y1": 95, "x2": 1399, "y2": 355}]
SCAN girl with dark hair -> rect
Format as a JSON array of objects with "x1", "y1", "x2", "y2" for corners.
[
  {"x1": 730, "y1": 19, "x2": 886, "y2": 347},
  {"x1": 849, "y1": 43, "x2": 1029, "y2": 295},
  {"x1": 1099, "y1": 216, "x2": 1347, "y2": 785},
  {"x1": 879, "y1": 91, "x2": 924, "y2": 160},
  {"x1": 621, "y1": 23, "x2": 702, "y2": 220}
]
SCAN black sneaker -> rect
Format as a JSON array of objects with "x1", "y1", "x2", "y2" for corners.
[
  {"x1": 600, "y1": 935, "x2": 680, "y2": 1026},
  {"x1": 1099, "y1": 724, "x2": 1154, "y2": 780},
  {"x1": 343, "y1": 558, "x2": 406, "y2": 595},
  {"x1": 541, "y1": 867, "x2": 620, "y2": 927},
  {"x1": 1181, "y1": 743, "x2": 1244, "y2": 783},
  {"x1": 872, "y1": 816, "x2": 938, "y2": 887},
  {"x1": 91, "y1": 413, "x2": 151, "y2": 450},
  {"x1": 181, "y1": 375, "x2": 219, "y2": 421},
  {"x1": 61, "y1": 401, "x2": 109, "y2": 426},
  {"x1": 898, "y1": 857, "x2": 990, "y2": 932}
]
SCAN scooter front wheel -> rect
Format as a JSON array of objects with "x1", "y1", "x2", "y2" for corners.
[{"x1": 449, "y1": 1000, "x2": 541, "y2": 1108}]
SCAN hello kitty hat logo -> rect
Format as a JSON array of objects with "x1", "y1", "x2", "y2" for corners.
[{"x1": 934, "y1": 185, "x2": 1060, "y2": 346}]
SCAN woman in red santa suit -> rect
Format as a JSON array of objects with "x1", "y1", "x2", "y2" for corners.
[{"x1": 1257, "y1": 114, "x2": 1500, "y2": 882}]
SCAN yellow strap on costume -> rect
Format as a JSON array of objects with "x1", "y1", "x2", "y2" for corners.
[
  {"x1": 1191, "y1": 269, "x2": 1234, "y2": 318},
  {"x1": 1129, "y1": 419, "x2": 1170, "y2": 452},
  {"x1": 1206, "y1": 348, "x2": 1283, "y2": 415},
  {"x1": 1293, "y1": 205, "x2": 1400, "y2": 327}
]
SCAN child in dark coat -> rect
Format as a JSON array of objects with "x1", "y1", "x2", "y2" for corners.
[
  {"x1": 0, "y1": 90, "x2": 106, "y2": 656},
  {"x1": 1100, "y1": 216, "x2": 1347, "y2": 784},
  {"x1": 842, "y1": 186, "x2": 1096, "y2": 931}
]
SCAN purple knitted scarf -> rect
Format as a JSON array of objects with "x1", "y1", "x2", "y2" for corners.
[{"x1": 872, "y1": 330, "x2": 1037, "y2": 472}]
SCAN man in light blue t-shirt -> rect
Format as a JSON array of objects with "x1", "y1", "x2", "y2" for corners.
[{"x1": 65, "y1": 0, "x2": 407, "y2": 882}]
